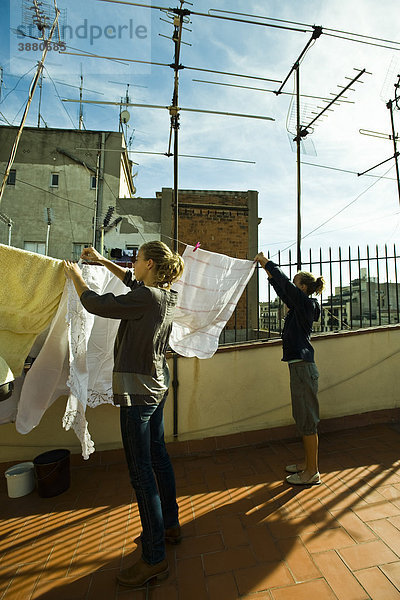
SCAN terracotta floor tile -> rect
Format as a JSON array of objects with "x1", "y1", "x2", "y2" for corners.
[
  {"x1": 270, "y1": 578, "x2": 337, "y2": 600},
  {"x1": 207, "y1": 572, "x2": 239, "y2": 600},
  {"x1": 339, "y1": 539, "x2": 399, "y2": 570},
  {"x1": 219, "y1": 514, "x2": 248, "y2": 547},
  {"x1": 330, "y1": 508, "x2": 376, "y2": 543},
  {"x1": 194, "y1": 511, "x2": 220, "y2": 536},
  {"x1": 377, "y1": 485, "x2": 400, "y2": 501},
  {"x1": 203, "y1": 547, "x2": 256, "y2": 575},
  {"x1": 245, "y1": 525, "x2": 282, "y2": 562},
  {"x1": 368, "y1": 518, "x2": 400, "y2": 557},
  {"x1": 355, "y1": 566, "x2": 400, "y2": 600},
  {"x1": 175, "y1": 532, "x2": 224, "y2": 558},
  {"x1": 266, "y1": 515, "x2": 318, "y2": 539},
  {"x1": 176, "y1": 556, "x2": 208, "y2": 600},
  {"x1": 2, "y1": 561, "x2": 43, "y2": 600},
  {"x1": 148, "y1": 582, "x2": 179, "y2": 600},
  {"x1": 277, "y1": 537, "x2": 320, "y2": 582},
  {"x1": 381, "y1": 561, "x2": 400, "y2": 590},
  {"x1": 234, "y1": 561, "x2": 293, "y2": 595},
  {"x1": 30, "y1": 573, "x2": 92, "y2": 599},
  {"x1": 313, "y1": 550, "x2": 369, "y2": 600},
  {"x1": 352, "y1": 500, "x2": 400, "y2": 522},
  {"x1": 301, "y1": 527, "x2": 355, "y2": 553},
  {"x1": 86, "y1": 567, "x2": 120, "y2": 600}
]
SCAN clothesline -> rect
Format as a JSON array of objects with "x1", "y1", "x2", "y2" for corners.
[{"x1": 1, "y1": 243, "x2": 256, "y2": 458}]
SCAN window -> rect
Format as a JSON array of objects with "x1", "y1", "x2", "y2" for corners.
[
  {"x1": 125, "y1": 245, "x2": 138, "y2": 261},
  {"x1": 7, "y1": 170, "x2": 16, "y2": 186},
  {"x1": 73, "y1": 243, "x2": 90, "y2": 261},
  {"x1": 50, "y1": 173, "x2": 59, "y2": 187},
  {"x1": 90, "y1": 175, "x2": 97, "y2": 189},
  {"x1": 24, "y1": 242, "x2": 46, "y2": 255}
]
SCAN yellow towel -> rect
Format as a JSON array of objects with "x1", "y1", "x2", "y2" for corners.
[{"x1": 0, "y1": 244, "x2": 65, "y2": 376}]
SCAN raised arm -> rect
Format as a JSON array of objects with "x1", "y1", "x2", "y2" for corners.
[
  {"x1": 254, "y1": 252, "x2": 296, "y2": 309},
  {"x1": 80, "y1": 246, "x2": 128, "y2": 282}
]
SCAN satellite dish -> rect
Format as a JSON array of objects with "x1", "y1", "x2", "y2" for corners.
[{"x1": 120, "y1": 110, "x2": 130, "y2": 124}]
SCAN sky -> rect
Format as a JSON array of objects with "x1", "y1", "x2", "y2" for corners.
[{"x1": 0, "y1": 0, "x2": 399, "y2": 294}]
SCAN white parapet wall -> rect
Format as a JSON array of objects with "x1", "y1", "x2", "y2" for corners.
[{"x1": 0, "y1": 325, "x2": 399, "y2": 462}]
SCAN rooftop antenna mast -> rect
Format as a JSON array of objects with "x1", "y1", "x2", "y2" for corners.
[
  {"x1": 79, "y1": 66, "x2": 84, "y2": 130},
  {"x1": 358, "y1": 67, "x2": 400, "y2": 205},
  {"x1": 0, "y1": 0, "x2": 60, "y2": 207},
  {"x1": 0, "y1": 67, "x2": 5, "y2": 102},
  {"x1": 275, "y1": 26, "x2": 368, "y2": 268}
]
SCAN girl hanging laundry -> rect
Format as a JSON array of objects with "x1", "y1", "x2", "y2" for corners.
[
  {"x1": 64, "y1": 241, "x2": 184, "y2": 588},
  {"x1": 254, "y1": 252, "x2": 325, "y2": 486}
]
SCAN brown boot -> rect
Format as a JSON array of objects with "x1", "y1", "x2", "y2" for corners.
[
  {"x1": 165, "y1": 525, "x2": 182, "y2": 545},
  {"x1": 117, "y1": 557, "x2": 169, "y2": 588},
  {"x1": 134, "y1": 526, "x2": 182, "y2": 546}
]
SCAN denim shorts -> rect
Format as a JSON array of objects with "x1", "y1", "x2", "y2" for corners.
[{"x1": 288, "y1": 361, "x2": 320, "y2": 435}]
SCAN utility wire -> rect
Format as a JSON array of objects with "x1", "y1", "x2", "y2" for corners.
[
  {"x1": 43, "y1": 66, "x2": 77, "y2": 129},
  {"x1": 301, "y1": 161, "x2": 398, "y2": 181},
  {"x1": 272, "y1": 165, "x2": 395, "y2": 257},
  {"x1": 207, "y1": 9, "x2": 400, "y2": 50},
  {"x1": 0, "y1": 65, "x2": 37, "y2": 105},
  {"x1": 13, "y1": 177, "x2": 97, "y2": 211}
]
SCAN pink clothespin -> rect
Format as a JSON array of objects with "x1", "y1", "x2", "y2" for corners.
[{"x1": 193, "y1": 242, "x2": 201, "y2": 252}]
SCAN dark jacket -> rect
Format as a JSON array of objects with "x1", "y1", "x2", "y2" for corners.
[
  {"x1": 266, "y1": 260, "x2": 320, "y2": 362},
  {"x1": 80, "y1": 270, "x2": 178, "y2": 405}
]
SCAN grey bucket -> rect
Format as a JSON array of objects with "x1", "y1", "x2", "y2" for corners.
[{"x1": 5, "y1": 462, "x2": 35, "y2": 498}]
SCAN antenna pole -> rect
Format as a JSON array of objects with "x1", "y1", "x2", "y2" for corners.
[
  {"x1": 387, "y1": 99, "x2": 400, "y2": 205},
  {"x1": 0, "y1": 67, "x2": 4, "y2": 102},
  {"x1": 37, "y1": 69, "x2": 44, "y2": 127},
  {"x1": 79, "y1": 70, "x2": 84, "y2": 130},
  {"x1": 295, "y1": 63, "x2": 301, "y2": 270},
  {"x1": 45, "y1": 207, "x2": 52, "y2": 255},
  {"x1": 0, "y1": 3, "x2": 60, "y2": 207}
]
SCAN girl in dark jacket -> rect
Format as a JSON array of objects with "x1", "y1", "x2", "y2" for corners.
[
  {"x1": 255, "y1": 252, "x2": 325, "y2": 486},
  {"x1": 64, "y1": 241, "x2": 184, "y2": 588}
]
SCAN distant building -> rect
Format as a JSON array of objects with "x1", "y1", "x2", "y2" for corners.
[
  {"x1": 0, "y1": 125, "x2": 135, "y2": 259},
  {"x1": 111, "y1": 188, "x2": 260, "y2": 338},
  {"x1": 322, "y1": 268, "x2": 400, "y2": 330}
]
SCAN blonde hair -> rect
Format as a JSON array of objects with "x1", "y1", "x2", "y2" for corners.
[
  {"x1": 140, "y1": 241, "x2": 184, "y2": 289},
  {"x1": 296, "y1": 271, "x2": 325, "y2": 296}
]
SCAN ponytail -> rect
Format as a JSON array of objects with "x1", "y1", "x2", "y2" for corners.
[
  {"x1": 296, "y1": 271, "x2": 325, "y2": 296},
  {"x1": 140, "y1": 241, "x2": 184, "y2": 289}
]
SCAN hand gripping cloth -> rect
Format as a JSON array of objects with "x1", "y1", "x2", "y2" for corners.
[
  {"x1": 0, "y1": 244, "x2": 65, "y2": 376},
  {"x1": 170, "y1": 245, "x2": 256, "y2": 359}
]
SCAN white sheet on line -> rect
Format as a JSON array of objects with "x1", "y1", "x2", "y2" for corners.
[{"x1": 170, "y1": 245, "x2": 256, "y2": 359}]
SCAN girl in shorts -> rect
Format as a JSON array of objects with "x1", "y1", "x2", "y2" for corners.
[{"x1": 255, "y1": 252, "x2": 325, "y2": 485}]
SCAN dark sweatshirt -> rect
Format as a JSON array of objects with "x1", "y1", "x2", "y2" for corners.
[
  {"x1": 265, "y1": 260, "x2": 320, "y2": 362},
  {"x1": 80, "y1": 269, "x2": 178, "y2": 406}
]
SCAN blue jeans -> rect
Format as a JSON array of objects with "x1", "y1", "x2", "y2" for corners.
[{"x1": 120, "y1": 395, "x2": 179, "y2": 565}]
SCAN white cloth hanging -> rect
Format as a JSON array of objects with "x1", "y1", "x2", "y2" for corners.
[
  {"x1": 62, "y1": 265, "x2": 125, "y2": 458},
  {"x1": 16, "y1": 265, "x2": 126, "y2": 459},
  {"x1": 170, "y1": 245, "x2": 256, "y2": 359}
]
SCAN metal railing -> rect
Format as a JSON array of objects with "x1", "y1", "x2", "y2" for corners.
[{"x1": 219, "y1": 244, "x2": 400, "y2": 346}]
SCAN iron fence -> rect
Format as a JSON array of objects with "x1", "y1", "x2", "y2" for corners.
[{"x1": 219, "y1": 243, "x2": 400, "y2": 346}]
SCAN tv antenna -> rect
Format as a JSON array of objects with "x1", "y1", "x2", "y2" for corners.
[
  {"x1": 54, "y1": 69, "x2": 105, "y2": 129},
  {"x1": 275, "y1": 21, "x2": 369, "y2": 268},
  {"x1": 0, "y1": 0, "x2": 61, "y2": 207},
  {"x1": 358, "y1": 61, "x2": 400, "y2": 204},
  {"x1": 108, "y1": 80, "x2": 147, "y2": 143}
]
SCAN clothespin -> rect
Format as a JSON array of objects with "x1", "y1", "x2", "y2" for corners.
[{"x1": 193, "y1": 242, "x2": 201, "y2": 252}]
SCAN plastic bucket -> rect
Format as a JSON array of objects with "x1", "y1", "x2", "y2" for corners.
[
  {"x1": 5, "y1": 462, "x2": 35, "y2": 498},
  {"x1": 33, "y1": 449, "x2": 71, "y2": 498}
]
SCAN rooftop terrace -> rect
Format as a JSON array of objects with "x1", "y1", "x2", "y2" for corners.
[{"x1": 2, "y1": 422, "x2": 400, "y2": 600}]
